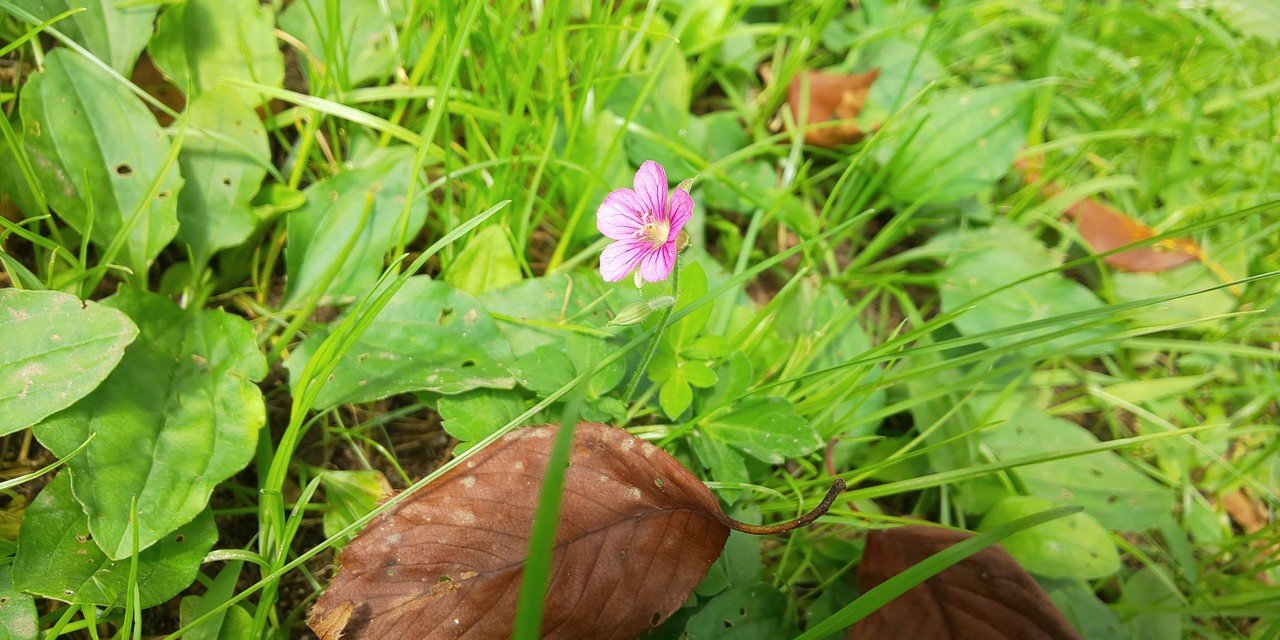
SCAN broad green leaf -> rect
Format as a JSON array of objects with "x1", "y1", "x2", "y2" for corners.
[
  {"x1": 148, "y1": 0, "x2": 284, "y2": 100},
  {"x1": 437, "y1": 389, "x2": 527, "y2": 449},
  {"x1": 658, "y1": 374, "x2": 693, "y2": 418},
  {"x1": 980, "y1": 400, "x2": 1173, "y2": 531},
  {"x1": 174, "y1": 87, "x2": 270, "y2": 266},
  {"x1": 1111, "y1": 263, "x2": 1235, "y2": 329},
  {"x1": 1043, "y1": 579, "x2": 1128, "y2": 640},
  {"x1": 178, "y1": 561, "x2": 243, "y2": 640},
  {"x1": 478, "y1": 272, "x2": 634, "y2": 357},
  {"x1": 20, "y1": 49, "x2": 182, "y2": 276},
  {"x1": 0, "y1": 566, "x2": 37, "y2": 640},
  {"x1": 979, "y1": 496, "x2": 1120, "y2": 580},
  {"x1": 10, "y1": 0, "x2": 155, "y2": 74},
  {"x1": 880, "y1": 83, "x2": 1030, "y2": 203},
  {"x1": 1120, "y1": 567, "x2": 1183, "y2": 640},
  {"x1": 33, "y1": 288, "x2": 266, "y2": 559},
  {"x1": 684, "y1": 583, "x2": 795, "y2": 639},
  {"x1": 179, "y1": 598, "x2": 253, "y2": 640},
  {"x1": 0, "y1": 289, "x2": 137, "y2": 435},
  {"x1": 285, "y1": 277, "x2": 515, "y2": 409},
  {"x1": 278, "y1": 0, "x2": 403, "y2": 86},
  {"x1": 934, "y1": 223, "x2": 1113, "y2": 355},
  {"x1": 703, "y1": 397, "x2": 824, "y2": 464},
  {"x1": 511, "y1": 344, "x2": 576, "y2": 395},
  {"x1": 12, "y1": 474, "x2": 216, "y2": 608},
  {"x1": 689, "y1": 430, "x2": 749, "y2": 502},
  {"x1": 667, "y1": 260, "x2": 711, "y2": 350},
  {"x1": 856, "y1": 37, "x2": 945, "y2": 124},
  {"x1": 283, "y1": 146, "x2": 428, "y2": 306},
  {"x1": 320, "y1": 470, "x2": 391, "y2": 545},
  {"x1": 448, "y1": 226, "x2": 521, "y2": 295}
]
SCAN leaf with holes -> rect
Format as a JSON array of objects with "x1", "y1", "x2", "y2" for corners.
[
  {"x1": 478, "y1": 272, "x2": 634, "y2": 358},
  {"x1": 308, "y1": 423, "x2": 735, "y2": 639},
  {"x1": 0, "y1": 565, "x2": 37, "y2": 640},
  {"x1": 684, "y1": 583, "x2": 795, "y2": 639},
  {"x1": 285, "y1": 277, "x2": 516, "y2": 409},
  {"x1": 0, "y1": 289, "x2": 137, "y2": 436},
  {"x1": 173, "y1": 86, "x2": 270, "y2": 266},
  {"x1": 846, "y1": 525, "x2": 1082, "y2": 639},
  {"x1": 11, "y1": 474, "x2": 216, "y2": 609},
  {"x1": 10, "y1": 0, "x2": 156, "y2": 74},
  {"x1": 148, "y1": 0, "x2": 284, "y2": 100},
  {"x1": 20, "y1": 49, "x2": 182, "y2": 276},
  {"x1": 283, "y1": 146, "x2": 428, "y2": 307},
  {"x1": 32, "y1": 287, "x2": 265, "y2": 559}
]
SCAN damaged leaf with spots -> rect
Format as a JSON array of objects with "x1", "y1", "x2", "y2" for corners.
[
  {"x1": 847, "y1": 525, "x2": 1082, "y2": 639},
  {"x1": 0, "y1": 289, "x2": 138, "y2": 436},
  {"x1": 285, "y1": 277, "x2": 516, "y2": 409},
  {"x1": 19, "y1": 49, "x2": 182, "y2": 277},
  {"x1": 786, "y1": 69, "x2": 880, "y2": 147},
  {"x1": 308, "y1": 422, "x2": 841, "y2": 639}
]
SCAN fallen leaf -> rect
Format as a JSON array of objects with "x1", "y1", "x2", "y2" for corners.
[
  {"x1": 1220, "y1": 489, "x2": 1268, "y2": 534},
  {"x1": 787, "y1": 69, "x2": 880, "y2": 147},
  {"x1": 310, "y1": 422, "x2": 842, "y2": 638},
  {"x1": 1065, "y1": 198, "x2": 1200, "y2": 272},
  {"x1": 848, "y1": 525, "x2": 1082, "y2": 640},
  {"x1": 1017, "y1": 157, "x2": 1200, "y2": 272}
]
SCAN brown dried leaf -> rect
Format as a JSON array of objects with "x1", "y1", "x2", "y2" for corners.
[
  {"x1": 1016, "y1": 157, "x2": 1200, "y2": 272},
  {"x1": 1221, "y1": 489, "x2": 1268, "y2": 534},
  {"x1": 1065, "y1": 198, "x2": 1200, "y2": 272},
  {"x1": 787, "y1": 69, "x2": 880, "y2": 147},
  {"x1": 309, "y1": 422, "x2": 731, "y2": 640},
  {"x1": 848, "y1": 525, "x2": 1082, "y2": 640}
]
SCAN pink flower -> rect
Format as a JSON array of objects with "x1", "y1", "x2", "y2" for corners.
[{"x1": 596, "y1": 161, "x2": 693, "y2": 283}]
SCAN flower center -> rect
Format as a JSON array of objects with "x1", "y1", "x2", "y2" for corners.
[{"x1": 635, "y1": 219, "x2": 670, "y2": 247}]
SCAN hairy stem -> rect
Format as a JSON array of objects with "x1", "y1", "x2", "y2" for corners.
[{"x1": 623, "y1": 254, "x2": 681, "y2": 402}]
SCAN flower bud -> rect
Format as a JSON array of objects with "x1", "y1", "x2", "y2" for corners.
[{"x1": 608, "y1": 296, "x2": 676, "y2": 326}]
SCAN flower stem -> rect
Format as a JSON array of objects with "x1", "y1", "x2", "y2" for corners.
[{"x1": 623, "y1": 255, "x2": 680, "y2": 403}]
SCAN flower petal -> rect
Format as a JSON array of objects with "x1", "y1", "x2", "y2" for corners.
[
  {"x1": 632, "y1": 161, "x2": 668, "y2": 220},
  {"x1": 667, "y1": 187, "x2": 694, "y2": 234},
  {"x1": 596, "y1": 188, "x2": 646, "y2": 240},
  {"x1": 637, "y1": 242, "x2": 676, "y2": 282},
  {"x1": 600, "y1": 240, "x2": 648, "y2": 282}
]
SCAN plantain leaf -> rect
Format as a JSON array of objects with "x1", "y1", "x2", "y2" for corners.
[
  {"x1": 33, "y1": 288, "x2": 265, "y2": 559},
  {"x1": 19, "y1": 49, "x2": 182, "y2": 276},
  {"x1": 148, "y1": 0, "x2": 284, "y2": 100},
  {"x1": 9, "y1": 0, "x2": 155, "y2": 75},
  {"x1": 285, "y1": 277, "x2": 515, "y2": 409},
  {"x1": 12, "y1": 474, "x2": 216, "y2": 608},
  {"x1": 174, "y1": 87, "x2": 270, "y2": 266},
  {"x1": 283, "y1": 146, "x2": 428, "y2": 307},
  {"x1": 0, "y1": 289, "x2": 137, "y2": 436}
]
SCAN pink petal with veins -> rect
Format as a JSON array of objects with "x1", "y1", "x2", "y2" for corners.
[
  {"x1": 637, "y1": 242, "x2": 676, "y2": 282},
  {"x1": 600, "y1": 240, "x2": 650, "y2": 282},
  {"x1": 632, "y1": 161, "x2": 668, "y2": 220},
  {"x1": 668, "y1": 188, "x2": 694, "y2": 235},
  {"x1": 596, "y1": 188, "x2": 646, "y2": 240}
]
